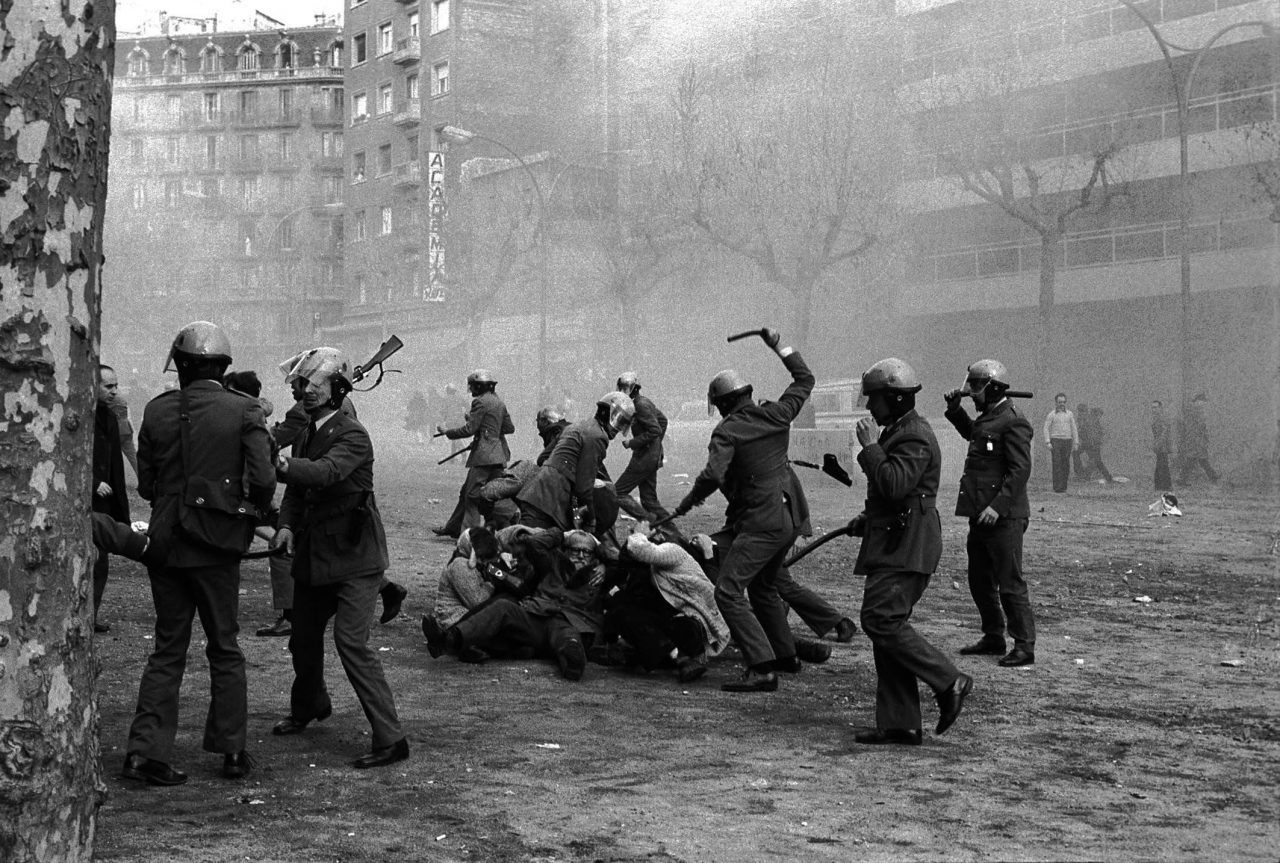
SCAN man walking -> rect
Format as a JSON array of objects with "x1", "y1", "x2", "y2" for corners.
[
  {"x1": 613, "y1": 371, "x2": 670, "y2": 523},
  {"x1": 435, "y1": 369, "x2": 514, "y2": 538},
  {"x1": 122, "y1": 322, "x2": 275, "y2": 785},
  {"x1": 944, "y1": 359, "x2": 1037, "y2": 668},
  {"x1": 850, "y1": 358, "x2": 971, "y2": 745}
]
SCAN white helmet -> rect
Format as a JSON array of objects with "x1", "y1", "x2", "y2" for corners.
[
  {"x1": 280, "y1": 347, "x2": 352, "y2": 408},
  {"x1": 596, "y1": 391, "x2": 635, "y2": 436}
]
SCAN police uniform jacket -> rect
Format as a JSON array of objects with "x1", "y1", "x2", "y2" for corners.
[
  {"x1": 137, "y1": 380, "x2": 276, "y2": 568},
  {"x1": 627, "y1": 394, "x2": 668, "y2": 459},
  {"x1": 94, "y1": 402, "x2": 130, "y2": 523},
  {"x1": 279, "y1": 410, "x2": 389, "y2": 586},
  {"x1": 680, "y1": 352, "x2": 814, "y2": 535},
  {"x1": 517, "y1": 418, "x2": 610, "y2": 530},
  {"x1": 944, "y1": 399, "x2": 1032, "y2": 519},
  {"x1": 443, "y1": 391, "x2": 514, "y2": 467},
  {"x1": 852, "y1": 410, "x2": 942, "y2": 576}
]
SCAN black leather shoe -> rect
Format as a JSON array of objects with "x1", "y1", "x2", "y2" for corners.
[
  {"x1": 431, "y1": 527, "x2": 458, "y2": 539},
  {"x1": 255, "y1": 616, "x2": 291, "y2": 637},
  {"x1": 556, "y1": 638, "x2": 586, "y2": 681},
  {"x1": 223, "y1": 750, "x2": 254, "y2": 779},
  {"x1": 121, "y1": 753, "x2": 187, "y2": 786},
  {"x1": 421, "y1": 615, "x2": 446, "y2": 658},
  {"x1": 772, "y1": 655, "x2": 803, "y2": 673},
  {"x1": 959, "y1": 637, "x2": 1006, "y2": 656},
  {"x1": 935, "y1": 673, "x2": 973, "y2": 735},
  {"x1": 795, "y1": 639, "x2": 832, "y2": 664},
  {"x1": 834, "y1": 617, "x2": 858, "y2": 643},
  {"x1": 352, "y1": 737, "x2": 409, "y2": 769},
  {"x1": 854, "y1": 728, "x2": 923, "y2": 746},
  {"x1": 721, "y1": 670, "x2": 778, "y2": 693},
  {"x1": 94, "y1": 621, "x2": 111, "y2": 634},
  {"x1": 272, "y1": 704, "x2": 332, "y2": 736},
  {"x1": 379, "y1": 582, "x2": 408, "y2": 624},
  {"x1": 998, "y1": 648, "x2": 1035, "y2": 667}
]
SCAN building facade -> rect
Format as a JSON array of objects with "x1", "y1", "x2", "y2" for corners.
[{"x1": 105, "y1": 25, "x2": 346, "y2": 382}]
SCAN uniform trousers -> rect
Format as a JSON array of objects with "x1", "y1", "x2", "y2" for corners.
[
  {"x1": 443, "y1": 464, "x2": 503, "y2": 534},
  {"x1": 288, "y1": 571, "x2": 403, "y2": 749},
  {"x1": 776, "y1": 567, "x2": 842, "y2": 636},
  {"x1": 860, "y1": 571, "x2": 960, "y2": 732},
  {"x1": 614, "y1": 447, "x2": 669, "y2": 521},
  {"x1": 1153, "y1": 453, "x2": 1173, "y2": 491},
  {"x1": 269, "y1": 551, "x2": 294, "y2": 612},
  {"x1": 712, "y1": 515, "x2": 798, "y2": 668},
  {"x1": 966, "y1": 517, "x2": 1036, "y2": 650},
  {"x1": 127, "y1": 562, "x2": 247, "y2": 760}
]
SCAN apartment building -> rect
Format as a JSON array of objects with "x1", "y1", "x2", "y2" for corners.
[
  {"x1": 104, "y1": 25, "x2": 347, "y2": 380},
  {"x1": 894, "y1": 0, "x2": 1279, "y2": 477}
]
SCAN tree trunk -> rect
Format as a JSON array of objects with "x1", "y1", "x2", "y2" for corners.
[
  {"x1": 0, "y1": 3, "x2": 115, "y2": 860},
  {"x1": 1036, "y1": 230, "x2": 1061, "y2": 400},
  {"x1": 791, "y1": 278, "x2": 814, "y2": 355}
]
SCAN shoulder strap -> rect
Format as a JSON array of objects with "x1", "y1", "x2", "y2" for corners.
[{"x1": 178, "y1": 386, "x2": 193, "y2": 475}]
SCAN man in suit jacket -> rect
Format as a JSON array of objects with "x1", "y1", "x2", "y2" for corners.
[
  {"x1": 435, "y1": 368, "x2": 514, "y2": 538},
  {"x1": 613, "y1": 371, "x2": 670, "y2": 522},
  {"x1": 672, "y1": 328, "x2": 812, "y2": 693},
  {"x1": 123, "y1": 322, "x2": 275, "y2": 786},
  {"x1": 850, "y1": 358, "x2": 971, "y2": 745},
  {"x1": 270, "y1": 347, "x2": 408, "y2": 770},
  {"x1": 92, "y1": 364, "x2": 131, "y2": 633},
  {"x1": 944, "y1": 359, "x2": 1036, "y2": 668}
]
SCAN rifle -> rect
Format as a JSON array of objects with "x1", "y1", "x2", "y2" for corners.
[{"x1": 351, "y1": 335, "x2": 404, "y2": 390}]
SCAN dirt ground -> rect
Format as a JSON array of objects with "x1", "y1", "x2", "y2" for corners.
[{"x1": 91, "y1": 433, "x2": 1279, "y2": 862}]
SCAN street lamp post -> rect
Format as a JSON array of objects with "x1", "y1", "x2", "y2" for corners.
[
  {"x1": 439, "y1": 125, "x2": 550, "y2": 395},
  {"x1": 1118, "y1": 1, "x2": 1278, "y2": 403}
]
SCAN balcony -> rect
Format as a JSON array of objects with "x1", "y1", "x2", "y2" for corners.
[
  {"x1": 261, "y1": 109, "x2": 303, "y2": 128},
  {"x1": 310, "y1": 106, "x2": 345, "y2": 127},
  {"x1": 393, "y1": 161, "x2": 422, "y2": 189},
  {"x1": 392, "y1": 99, "x2": 420, "y2": 128},
  {"x1": 393, "y1": 37, "x2": 421, "y2": 66},
  {"x1": 229, "y1": 154, "x2": 264, "y2": 173}
]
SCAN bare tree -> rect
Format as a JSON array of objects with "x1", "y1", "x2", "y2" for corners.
[
  {"x1": 0, "y1": 2, "x2": 116, "y2": 860},
  {"x1": 655, "y1": 27, "x2": 899, "y2": 351}
]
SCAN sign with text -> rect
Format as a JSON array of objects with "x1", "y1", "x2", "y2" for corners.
[{"x1": 426, "y1": 150, "x2": 446, "y2": 301}]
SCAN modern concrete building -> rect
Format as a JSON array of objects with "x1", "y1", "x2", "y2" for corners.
[{"x1": 104, "y1": 24, "x2": 346, "y2": 381}]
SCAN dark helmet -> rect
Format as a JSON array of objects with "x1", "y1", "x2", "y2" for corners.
[
  {"x1": 616, "y1": 371, "x2": 640, "y2": 394},
  {"x1": 963, "y1": 359, "x2": 1010, "y2": 394},
  {"x1": 706, "y1": 369, "x2": 752, "y2": 413},
  {"x1": 165, "y1": 321, "x2": 231, "y2": 372},
  {"x1": 467, "y1": 369, "x2": 495, "y2": 386}
]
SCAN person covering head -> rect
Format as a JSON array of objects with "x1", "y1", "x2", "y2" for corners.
[
  {"x1": 860, "y1": 357, "x2": 921, "y2": 422},
  {"x1": 536, "y1": 405, "x2": 564, "y2": 433},
  {"x1": 616, "y1": 371, "x2": 640, "y2": 396},
  {"x1": 595, "y1": 391, "x2": 635, "y2": 439},
  {"x1": 165, "y1": 321, "x2": 232, "y2": 377},
  {"x1": 706, "y1": 369, "x2": 752, "y2": 416}
]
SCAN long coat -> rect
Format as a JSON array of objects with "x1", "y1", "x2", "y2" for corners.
[
  {"x1": 680, "y1": 351, "x2": 814, "y2": 535},
  {"x1": 443, "y1": 391, "x2": 513, "y2": 467},
  {"x1": 93, "y1": 401, "x2": 130, "y2": 523},
  {"x1": 137, "y1": 380, "x2": 276, "y2": 568},
  {"x1": 853, "y1": 410, "x2": 942, "y2": 576},
  {"x1": 278, "y1": 411, "x2": 389, "y2": 586},
  {"x1": 517, "y1": 418, "x2": 610, "y2": 530},
  {"x1": 944, "y1": 399, "x2": 1032, "y2": 519}
]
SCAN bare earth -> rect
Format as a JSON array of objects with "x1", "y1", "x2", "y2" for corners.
[{"x1": 92, "y1": 437, "x2": 1280, "y2": 862}]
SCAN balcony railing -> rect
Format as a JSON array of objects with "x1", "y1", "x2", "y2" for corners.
[
  {"x1": 393, "y1": 161, "x2": 422, "y2": 188},
  {"x1": 907, "y1": 213, "x2": 1278, "y2": 284},
  {"x1": 116, "y1": 66, "x2": 344, "y2": 88},
  {"x1": 393, "y1": 37, "x2": 421, "y2": 66},
  {"x1": 310, "y1": 106, "x2": 345, "y2": 126},
  {"x1": 392, "y1": 99, "x2": 421, "y2": 128}
]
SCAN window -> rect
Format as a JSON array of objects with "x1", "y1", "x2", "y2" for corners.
[
  {"x1": 164, "y1": 179, "x2": 181, "y2": 208},
  {"x1": 353, "y1": 151, "x2": 366, "y2": 183},
  {"x1": 323, "y1": 175, "x2": 342, "y2": 204},
  {"x1": 330, "y1": 44, "x2": 343, "y2": 67},
  {"x1": 130, "y1": 139, "x2": 144, "y2": 159},
  {"x1": 322, "y1": 131, "x2": 344, "y2": 157},
  {"x1": 200, "y1": 47, "x2": 219, "y2": 73},
  {"x1": 353, "y1": 33, "x2": 367, "y2": 64},
  {"x1": 352, "y1": 92, "x2": 368, "y2": 123},
  {"x1": 239, "y1": 90, "x2": 257, "y2": 118},
  {"x1": 378, "y1": 143, "x2": 392, "y2": 175},
  {"x1": 356, "y1": 273, "x2": 367, "y2": 303},
  {"x1": 378, "y1": 22, "x2": 393, "y2": 55},
  {"x1": 163, "y1": 50, "x2": 183, "y2": 75},
  {"x1": 406, "y1": 73, "x2": 419, "y2": 100},
  {"x1": 127, "y1": 50, "x2": 147, "y2": 77},
  {"x1": 278, "y1": 133, "x2": 293, "y2": 159},
  {"x1": 279, "y1": 216, "x2": 295, "y2": 250},
  {"x1": 238, "y1": 176, "x2": 258, "y2": 207},
  {"x1": 238, "y1": 48, "x2": 259, "y2": 71},
  {"x1": 202, "y1": 92, "x2": 219, "y2": 121},
  {"x1": 279, "y1": 42, "x2": 295, "y2": 68},
  {"x1": 278, "y1": 88, "x2": 293, "y2": 118},
  {"x1": 432, "y1": 61, "x2": 449, "y2": 97},
  {"x1": 378, "y1": 83, "x2": 393, "y2": 115},
  {"x1": 167, "y1": 95, "x2": 182, "y2": 119},
  {"x1": 355, "y1": 212, "x2": 367, "y2": 242},
  {"x1": 380, "y1": 206, "x2": 393, "y2": 235},
  {"x1": 431, "y1": 0, "x2": 450, "y2": 34},
  {"x1": 131, "y1": 184, "x2": 146, "y2": 209},
  {"x1": 205, "y1": 135, "x2": 219, "y2": 168},
  {"x1": 409, "y1": 12, "x2": 419, "y2": 39},
  {"x1": 166, "y1": 137, "x2": 179, "y2": 164},
  {"x1": 133, "y1": 99, "x2": 143, "y2": 121},
  {"x1": 406, "y1": 135, "x2": 418, "y2": 162}
]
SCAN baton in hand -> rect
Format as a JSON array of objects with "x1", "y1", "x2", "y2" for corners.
[
  {"x1": 437, "y1": 444, "x2": 473, "y2": 466},
  {"x1": 726, "y1": 329, "x2": 766, "y2": 343},
  {"x1": 783, "y1": 524, "x2": 855, "y2": 568}
]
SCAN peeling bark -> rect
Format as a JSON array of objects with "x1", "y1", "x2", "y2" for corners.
[{"x1": 0, "y1": 2, "x2": 116, "y2": 861}]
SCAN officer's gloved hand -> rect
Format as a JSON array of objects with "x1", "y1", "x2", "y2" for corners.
[
  {"x1": 847, "y1": 513, "x2": 867, "y2": 537},
  {"x1": 759, "y1": 328, "x2": 781, "y2": 350},
  {"x1": 944, "y1": 388, "x2": 964, "y2": 410}
]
